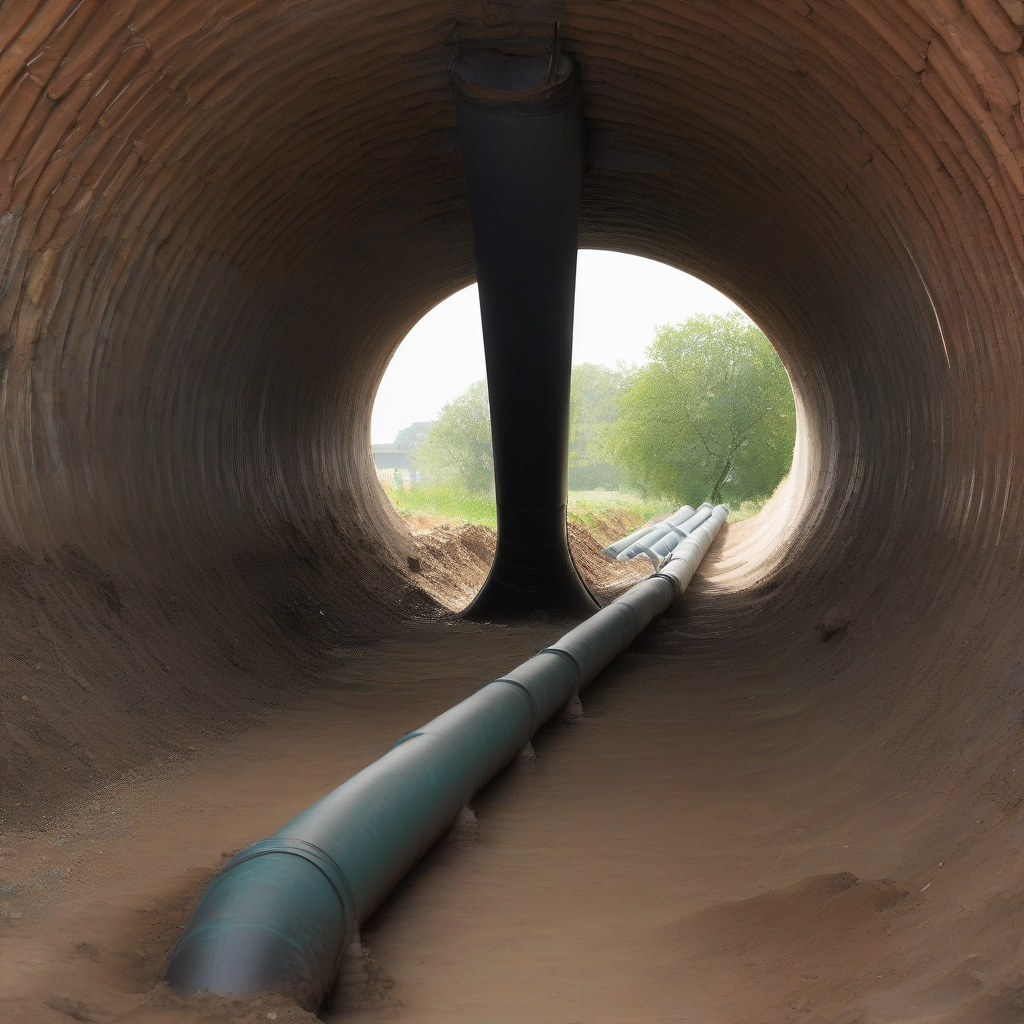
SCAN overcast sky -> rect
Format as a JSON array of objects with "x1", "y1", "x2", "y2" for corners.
[{"x1": 371, "y1": 249, "x2": 741, "y2": 444}]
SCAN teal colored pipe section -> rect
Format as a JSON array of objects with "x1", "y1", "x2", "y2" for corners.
[{"x1": 163, "y1": 505, "x2": 729, "y2": 1009}]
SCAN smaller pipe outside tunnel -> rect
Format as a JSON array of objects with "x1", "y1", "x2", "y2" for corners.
[
  {"x1": 613, "y1": 502, "x2": 714, "y2": 561},
  {"x1": 643, "y1": 503, "x2": 715, "y2": 560},
  {"x1": 163, "y1": 505, "x2": 730, "y2": 1010},
  {"x1": 602, "y1": 515, "x2": 682, "y2": 558}
]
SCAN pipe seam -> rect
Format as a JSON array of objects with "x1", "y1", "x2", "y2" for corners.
[
  {"x1": 223, "y1": 838, "x2": 358, "y2": 919},
  {"x1": 486, "y1": 676, "x2": 542, "y2": 734},
  {"x1": 536, "y1": 646, "x2": 583, "y2": 694},
  {"x1": 650, "y1": 570, "x2": 683, "y2": 603}
]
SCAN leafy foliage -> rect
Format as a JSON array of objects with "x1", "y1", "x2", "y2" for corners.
[
  {"x1": 568, "y1": 363, "x2": 625, "y2": 490},
  {"x1": 387, "y1": 480, "x2": 497, "y2": 528},
  {"x1": 405, "y1": 312, "x2": 794, "y2": 510},
  {"x1": 608, "y1": 313, "x2": 795, "y2": 505},
  {"x1": 413, "y1": 379, "x2": 494, "y2": 495},
  {"x1": 393, "y1": 421, "x2": 431, "y2": 450}
]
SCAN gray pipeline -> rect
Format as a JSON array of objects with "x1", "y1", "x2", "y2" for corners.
[
  {"x1": 602, "y1": 504, "x2": 695, "y2": 559},
  {"x1": 162, "y1": 504, "x2": 730, "y2": 1009},
  {"x1": 617, "y1": 503, "x2": 708, "y2": 561},
  {"x1": 644, "y1": 504, "x2": 715, "y2": 560}
]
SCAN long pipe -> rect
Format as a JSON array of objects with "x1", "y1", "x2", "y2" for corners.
[
  {"x1": 644, "y1": 503, "x2": 716, "y2": 559},
  {"x1": 617, "y1": 503, "x2": 709, "y2": 561},
  {"x1": 617, "y1": 504, "x2": 702, "y2": 560},
  {"x1": 602, "y1": 504, "x2": 694, "y2": 558},
  {"x1": 452, "y1": 47, "x2": 595, "y2": 617},
  {"x1": 163, "y1": 505, "x2": 730, "y2": 1008}
]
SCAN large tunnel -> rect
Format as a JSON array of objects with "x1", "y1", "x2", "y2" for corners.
[{"x1": 3, "y1": 2, "x2": 1024, "y2": 1022}]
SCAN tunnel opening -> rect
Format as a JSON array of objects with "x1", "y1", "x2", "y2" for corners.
[{"x1": 369, "y1": 250, "x2": 800, "y2": 615}]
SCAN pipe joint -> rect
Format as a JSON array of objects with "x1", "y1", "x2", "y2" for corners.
[
  {"x1": 536, "y1": 646, "x2": 583, "y2": 695},
  {"x1": 485, "y1": 677, "x2": 542, "y2": 735},
  {"x1": 649, "y1": 570, "x2": 683, "y2": 603},
  {"x1": 224, "y1": 838, "x2": 357, "y2": 919}
]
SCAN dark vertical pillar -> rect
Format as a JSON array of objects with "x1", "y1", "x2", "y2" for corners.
[{"x1": 451, "y1": 47, "x2": 597, "y2": 617}]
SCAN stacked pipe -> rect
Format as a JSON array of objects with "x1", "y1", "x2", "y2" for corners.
[
  {"x1": 606, "y1": 502, "x2": 715, "y2": 562},
  {"x1": 601, "y1": 513, "x2": 686, "y2": 558},
  {"x1": 163, "y1": 504, "x2": 730, "y2": 1008}
]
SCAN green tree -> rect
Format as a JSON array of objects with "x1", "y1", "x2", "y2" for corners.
[
  {"x1": 414, "y1": 379, "x2": 494, "y2": 494},
  {"x1": 568, "y1": 362, "x2": 625, "y2": 490},
  {"x1": 608, "y1": 312, "x2": 795, "y2": 505}
]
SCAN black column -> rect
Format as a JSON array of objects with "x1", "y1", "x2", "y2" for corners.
[{"x1": 451, "y1": 48, "x2": 597, "y2": 617}]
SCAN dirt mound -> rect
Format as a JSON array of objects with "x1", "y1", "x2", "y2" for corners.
[
  {"x1": 567, "y1": 520, "x2": 650, "y2": 604},
  {"x1": 403, "y1": 515, "x2": 651, "y2": 613},
  {"x1": 567, "y1": 507, "x2": 647, "y2": 548},
  {"x1": 403, "y1": 522, "x2": 495, "y2": 612}
]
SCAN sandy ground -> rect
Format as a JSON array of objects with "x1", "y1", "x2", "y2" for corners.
[{"x1": 3, "y1": 517, "x2": 1024, "y2": 1023}]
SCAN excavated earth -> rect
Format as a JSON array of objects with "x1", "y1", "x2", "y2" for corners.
[{"x1": 4, "y1": 0, "x2": 1024, "y2": 1021}]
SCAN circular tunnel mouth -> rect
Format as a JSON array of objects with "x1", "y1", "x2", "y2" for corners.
[
  {"x1": 368, "y1": 249, "x2": 806, "y2": 614},
  {"x1": 0, "y1": 2, "x2": 969, "y2": 643}
]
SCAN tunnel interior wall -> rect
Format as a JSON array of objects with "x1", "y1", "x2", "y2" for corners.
[{"x1": 2, "y1": 0, "x2": 1024, "y2": 819}]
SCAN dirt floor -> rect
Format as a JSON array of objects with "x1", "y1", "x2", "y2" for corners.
[{"x1": 3, "y1": 512, "x2": 1024, "y2": 1023}]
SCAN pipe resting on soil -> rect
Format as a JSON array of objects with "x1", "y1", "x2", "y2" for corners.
[
  {"x1": 163, "y1": 505, "x2": 728, "y2": 1008},
  {"x1": 603, "y1": 504, "x2": 696, "y2": 559}
]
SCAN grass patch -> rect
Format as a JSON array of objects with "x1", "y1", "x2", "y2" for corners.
[
  {"x1": 385, "y1": 481, "x2": 496, "y2": 528},
  {"x1": 727, "y1": 495, "x2": 769, "y2": 522},
  {"x1": 383, "y1": 481, "x2": 677, "y2": 538},
  {"x1": 383, "y1": 479, "x2": 768, "y2": 536},
  {"x1": 567, "y1": 490, "x2": 675, "y2": 537}
]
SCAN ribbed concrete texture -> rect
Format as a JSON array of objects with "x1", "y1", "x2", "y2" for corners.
[{"x1": 3, "y1": 1, "x2": 1024, "y2": 1021}]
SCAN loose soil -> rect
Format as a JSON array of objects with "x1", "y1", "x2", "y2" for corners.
[{"x1": 3, "y1": 514, "x2": 1024, "y2": 1023}]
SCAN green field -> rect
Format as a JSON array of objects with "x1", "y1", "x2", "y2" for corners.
[
  {"x1": 381, "y1": 482, "x2": 763, "y2": 533},
  {"x1": 385, "y1": 481, "x2": 497, "y2": 528},
  {"x1": 727, "y1": 495, "x2": 770, "y2": 521}
]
